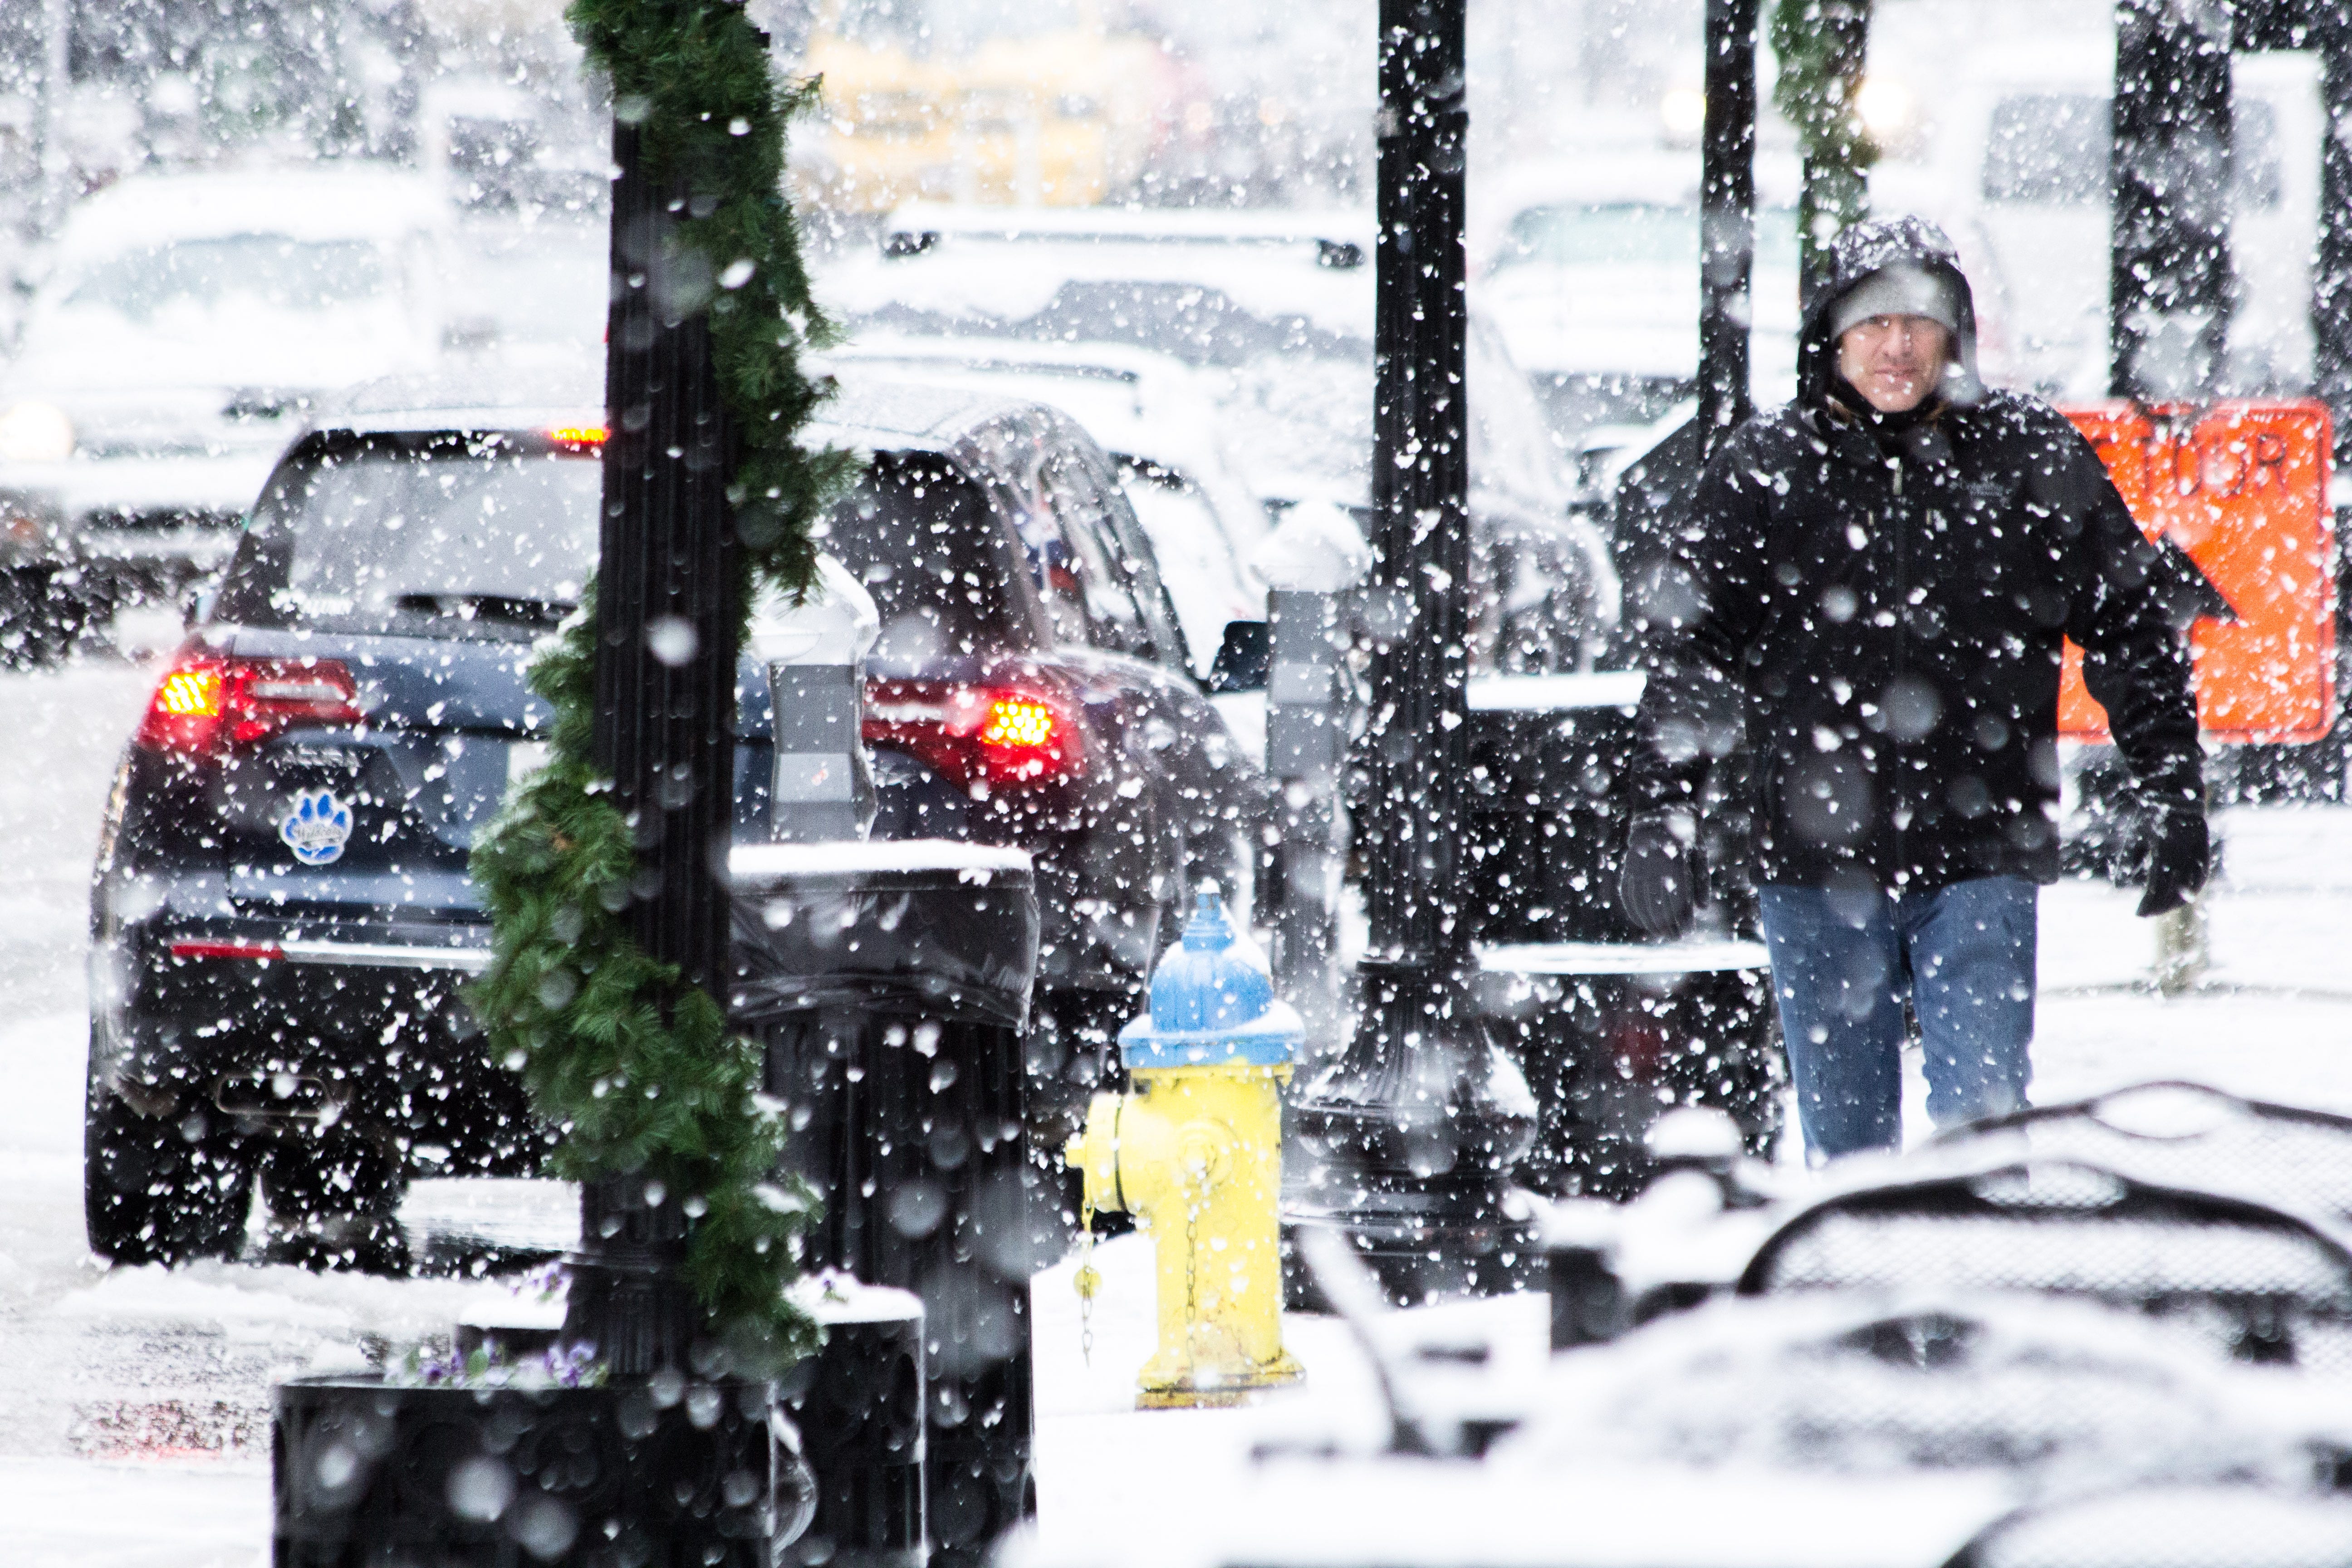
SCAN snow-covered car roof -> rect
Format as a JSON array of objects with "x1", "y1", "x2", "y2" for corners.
[
  {"x1": 309, "y1": 368, "x2": 1037, "y2": 460},
  {"x1": 823, "y1": 201, "x2": 1377, "y2": 344},
  {"x1": 1469, "y1": 148, "x2": 1803, "y2": 272},
  {"x1": 817, "y1": 334, "x2": 1232, "y2": 467},
  {"x1": 307, "y1": 366, "x2": 603, "y2": 439},
  {"x1": 815, "y1": 333, "x2": 1272, "y2": 674},
  {"x1": 808, "y1": 377, "x2": 1042, "y2": 451},
  {"x1": 878, "y1": 199, "x2": 1373, "y2": 251},
  {"x1": 53, "y1": 165, "x2": 452, "y2": 265}
]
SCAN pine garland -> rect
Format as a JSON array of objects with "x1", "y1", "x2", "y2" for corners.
[
  {"x1": 566, "y1": 0, "x2": 859, "y2": 617},
  {"x1": 468, "y1": 0, "x2": 855, "y2": 1372},
  {"x1": 1770, "y1": 0, "x2": 1877, "y2": 288}
]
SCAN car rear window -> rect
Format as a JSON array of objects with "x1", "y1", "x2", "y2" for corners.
[
  {"x1": 216, "y1": 435, "x2": 599, "y2": 636},
  {"x1": 813, "y1": 451, "x2": 1031, "y2": 670}
]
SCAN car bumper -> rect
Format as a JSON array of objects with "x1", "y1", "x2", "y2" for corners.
[{"x1": 94, "y1": 882, "x2": 499, "y2": 1126}]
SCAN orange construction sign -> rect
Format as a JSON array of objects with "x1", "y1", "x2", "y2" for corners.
[{"x1": 2057, "y1": 400, "x2": 2338, "y2": 745}]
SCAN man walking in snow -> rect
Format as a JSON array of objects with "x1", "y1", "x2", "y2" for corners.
[{"x1": 1619, "y1": 215, "x2": 2208, "y2": 1160}]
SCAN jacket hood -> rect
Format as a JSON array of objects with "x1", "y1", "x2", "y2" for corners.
[{"x1": 1800, "y1": 215, "x2": 1983, "y2": 411}]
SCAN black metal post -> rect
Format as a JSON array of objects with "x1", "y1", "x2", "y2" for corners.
[
  {"x1": 1284, "y1": 0, "x2": 1537, "y2": 1306},
  {"x1": 1264, "y1": 588, "x2": 1352, "y2": 1042},
  {"x1": 1788, "y1": 0, "x2": 1874, "y2": 294},
  {"x1": 2319, "y1": 34, "x2": 2352, "y2": 458},
  {"x1": 562, "y1": 116, "x2": 742, "y2": 1376},
  {"x1": 1699, "y1": 0, "x2": 1759, "y2": 449},
  {"x1": 2231, "y1": 0, "x2": 2352, "y2": 457},
  {"x1": 2112, "y1": 0, "x2": 2234, "y2": 401}
]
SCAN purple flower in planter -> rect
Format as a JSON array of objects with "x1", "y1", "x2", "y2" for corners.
[{"x1": 544, "y1": 1341, "x2": 603, "y2": 1388}]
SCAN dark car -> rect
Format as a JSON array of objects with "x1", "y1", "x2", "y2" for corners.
[{"x1": 85, "y1": 374, "x2": 1266, "y2": 1267}]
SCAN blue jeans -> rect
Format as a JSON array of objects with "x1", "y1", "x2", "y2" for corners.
[{"x1": 1756, "y1": 877, "x2": 2037, "y2": 1160}]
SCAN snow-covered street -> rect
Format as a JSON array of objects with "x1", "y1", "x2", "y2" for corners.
[{"x1": 3, "y1": 651, "x2": 2349, "y2": 1564}]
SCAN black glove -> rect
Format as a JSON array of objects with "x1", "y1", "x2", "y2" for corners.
[
  {"x1": 2137, "y1": 801, "x2": 2211, "y2": 918},
  {"x1": 1620, "y1": 809, "x2": 1702, "y2": 938}
]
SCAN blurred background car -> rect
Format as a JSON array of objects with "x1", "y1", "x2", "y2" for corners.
[
  {"x1": 85, "y1": 367, "x2": 1263, "y2": 1265},
  {"x1": 1468, "y1": 149, "x2": 1803, "y2": 478},
  {"x1": 811, "y1": 380, "x2": 1268, "y2": 1163},
  {"x1": 0, "y1": 166, "x2": 457, "y2": 642},
  {"x1": 816, "y1": 333, "x2": 1268, "y2": 676},
  {"x1": 821, "y1": 201, "x2": 1621, "y2": 673}
]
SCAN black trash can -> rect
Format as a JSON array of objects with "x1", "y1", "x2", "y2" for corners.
[
  {"x1": 730, "y1": 843, "x2": 1040, "y2": 1568},
  {"x1": 778, "y1": 1279, "x2": 927, "y2": 1568}
]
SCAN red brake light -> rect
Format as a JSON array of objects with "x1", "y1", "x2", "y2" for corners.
[
  {"x1": 549, "y1": 424, "x2": 608, "y2": 451},
  {"x1": 153, "y1": 667, "x2": 223, "y2": 720},
  {"x1": 135, "y1": 654, "x2": 363, "y2": 757},
  {"x1": 864, "y1": 680, "x2": 1083, "y2": 790},
  {"x1": 979, "y1": 697, "x2": 1056, "y2": 750}
]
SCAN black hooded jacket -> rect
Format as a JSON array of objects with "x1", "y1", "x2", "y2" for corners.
[{"x1": 1631, "y1": 218, "x2": 2201, "y2": 892}]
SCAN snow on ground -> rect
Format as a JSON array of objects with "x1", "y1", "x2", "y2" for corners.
[{"x1": 2, "y1": 653, "x2": 2350, "y2": 1563}]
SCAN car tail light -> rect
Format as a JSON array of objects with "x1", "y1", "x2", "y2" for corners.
[
  {"x1": 865, "y1": 679, "x2": 1084, "y2": 790},
  {"x1": 134, "y1": 653, "x2": 363, "y2": 758}
]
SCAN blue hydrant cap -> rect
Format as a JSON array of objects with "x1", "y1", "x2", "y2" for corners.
[{"x1": 1118, "y1": 889, "x2": 1302, "y2": 1069}]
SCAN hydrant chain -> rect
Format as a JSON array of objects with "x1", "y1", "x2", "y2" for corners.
[{"x1": 1184, "y1": 1199, "x2": 1200, "y2": 1367}]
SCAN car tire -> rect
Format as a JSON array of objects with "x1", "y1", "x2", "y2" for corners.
[
  {"x1": 83, "y1": 1068, "x2": 253, "y2": 1266},
  {"x1": 258, "y1": 1124, "x2": 412, "y2": 1274}
]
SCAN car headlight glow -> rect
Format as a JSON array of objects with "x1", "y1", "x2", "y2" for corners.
[{"x1": 0, "y1": 401, "x2": 74, "y2": 463}]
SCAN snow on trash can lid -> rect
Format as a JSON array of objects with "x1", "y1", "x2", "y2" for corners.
[
  {"x1": 1119, "y1": 889, "x2": 1301, "y2": 1069},
  {"x1": 786, "y1": 1270, "x2": 924, "y2": 1327}
]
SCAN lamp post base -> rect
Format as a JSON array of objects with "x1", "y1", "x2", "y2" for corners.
[
  {"x1": 562, "y1": 1176, "x2": 698, "y2": 1379},
  {"x1": 1283, "y1": 962, "x2": 1539, "y2": 1307}
]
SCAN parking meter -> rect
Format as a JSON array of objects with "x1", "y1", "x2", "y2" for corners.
[
  {"x1": 1249, "y1": 501, "x2": 1371, "y2": 1040},
  {"x1": 748, "y1": 554, "x2": 881, "y2": 843}
]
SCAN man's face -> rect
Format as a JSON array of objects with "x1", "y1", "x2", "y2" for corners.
[{"x1": 1837, "y1": 314, "x2": 1952, "y2": 413}]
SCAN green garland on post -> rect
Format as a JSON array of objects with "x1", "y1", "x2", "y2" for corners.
[
  {"x1": 1770, "y1": 0, "x2": 1878, "y2": 288},
  {"x1": 468, "y1": 0, "x2": 856, "y2": 1371}
]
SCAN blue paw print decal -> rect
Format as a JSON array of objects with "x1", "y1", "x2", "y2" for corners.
[{"x1": 279, "y1": 789, "x2": 353, "y2": 866}]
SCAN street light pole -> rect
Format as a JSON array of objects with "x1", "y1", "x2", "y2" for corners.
[
  {"x1": 2313, "y1": 21, "x2": 2352, "y2": 462},
  {"x1": 1362, "y1": 0, "x2": 1470, "y2": 994},
  {"x1": 2111, "y1": 0, "x2": 2234, "y2": 402},
  {"x1": 1698, "y1": 0, "x2": 1759, "y2": 450},
  {"x1": 561, "y1": 115, "x2": 743, "y2": 1375},
  {"x1": 1284, "y1": 0, "x2": 1536, "y2": 1306}
]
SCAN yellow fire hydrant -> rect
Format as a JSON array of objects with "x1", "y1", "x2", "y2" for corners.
[{"x1": 1065, "y1": 890, "x2": 1306, "y2": 1408}]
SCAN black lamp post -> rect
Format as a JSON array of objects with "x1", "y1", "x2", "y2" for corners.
[
  {"x1": 1284, "y1": 0, "x2": 1538, "y2": 1305},
  {"x1": 2311, "y1": 14, "x2": 2352, "y2": 463},
  {"x1": 1698, "y1": 0, "x2": 1759, "y2": 450},
  {"x1": 271, "y1": 83, "x2": 786, "y2": 1568},
  {"x1": 2110, "y1": 0, "x2": 2235, "y2": 402},
  {"x1": 556, "y1": 113, "x2": 744, "y2": 1376}
]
